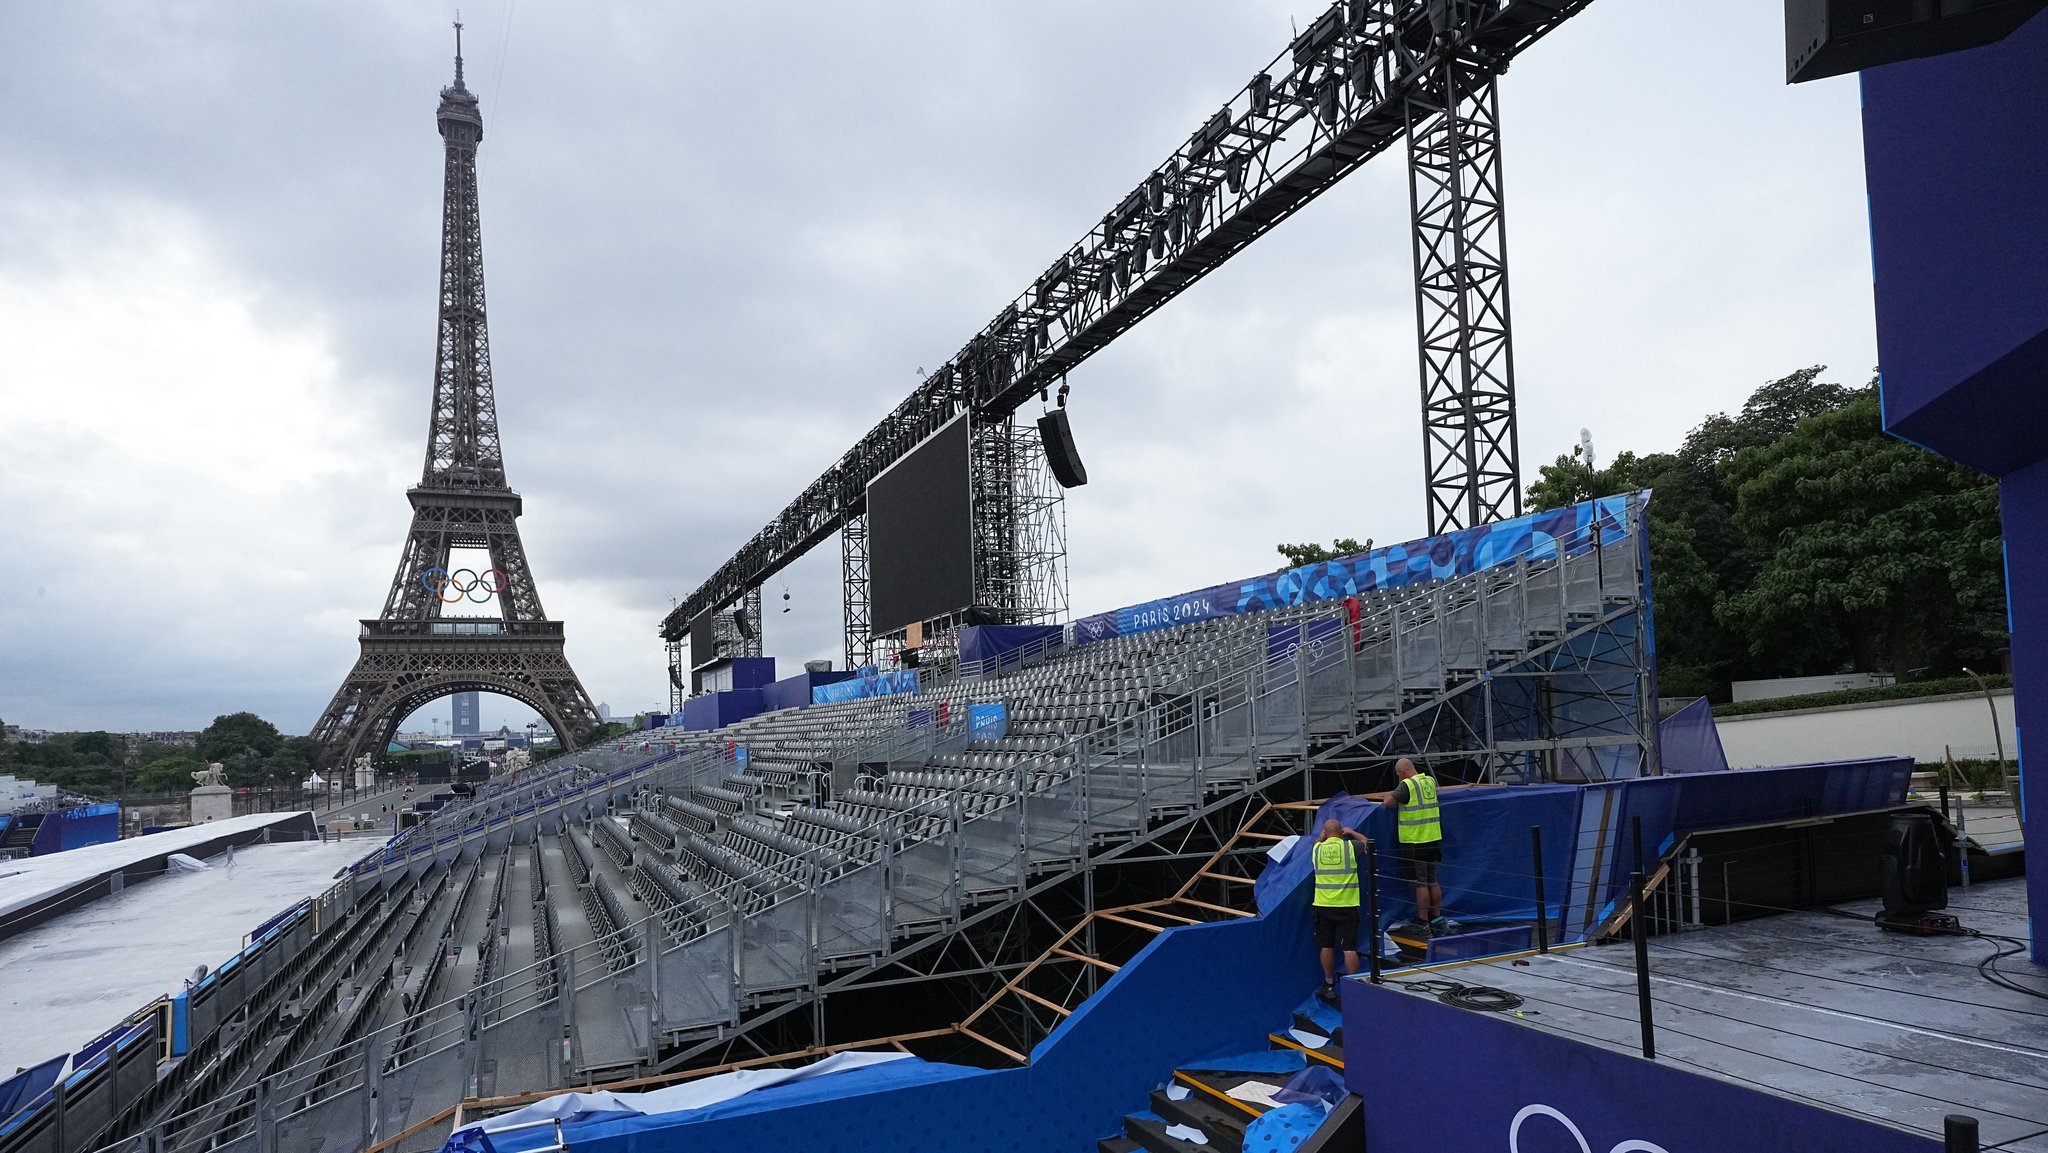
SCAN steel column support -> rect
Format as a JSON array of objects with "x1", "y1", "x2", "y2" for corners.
[
  {"x1": 1404, "y1": 53, "x2": 1522, "y2": 534},
  {"x1": 842, "y1": 513, "x2": 871, "y2": 670}
]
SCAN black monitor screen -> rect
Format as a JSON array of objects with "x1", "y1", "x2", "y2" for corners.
[{"x1": 867, "y1": 413, "x2": 973, "y2": 639}]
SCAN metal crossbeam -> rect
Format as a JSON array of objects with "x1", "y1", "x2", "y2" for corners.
[{"x1": 661, "y1": 0, "x2": 1593, "y2": 642}]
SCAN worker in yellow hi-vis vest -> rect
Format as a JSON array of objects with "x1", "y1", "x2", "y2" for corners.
[
  {"x1": 1311, "y1": 818, "x2": 1373, "y2": 1004},
  {"x1": 1381, "y1": 757, "x2": 1446, "y2": 935}
]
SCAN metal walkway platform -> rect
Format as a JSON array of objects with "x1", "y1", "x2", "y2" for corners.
[{"x1": 1378, "y1": 878, "x2": 2048, "y2": 1150}]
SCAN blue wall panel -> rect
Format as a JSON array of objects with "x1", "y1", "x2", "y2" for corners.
[
  {"x1": 1342, "y1": 979, "x2": 1939, "y2": 1153},
  {"x1": 1864, "y1": 10, "x2": 2048, "y2": 476},
  {"x1": 2002, "y1": 458, "x2": 2048, "y2": 959}
]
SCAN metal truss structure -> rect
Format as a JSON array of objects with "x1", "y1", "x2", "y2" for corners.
[
  {"x1": 968, "y1": 415, "x2": 1068, "y2": 632},
  {"x1": 311, "y1": 37, "x2": 602, "y2": 772},
  {"x1": 661, "y1": 0, "x2": 1591, "y2": 650},
  {"x1": 1406, "y1": 48, "x2": 1522, "y2": 533},
  {"x1": 840, "y1": 513, "x2": 871, "y2": 670}
]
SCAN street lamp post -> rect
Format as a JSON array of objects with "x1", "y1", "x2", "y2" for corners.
[{"x1": 1960, "y1": 667, "x2": 2016, "y2": 813}]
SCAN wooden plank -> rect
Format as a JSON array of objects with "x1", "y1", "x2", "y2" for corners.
[
  {"x1": 958, "y1": 1026, "x2": 1030, "y2": 1066},
  {"x1": 1198, "y1": 871, "x2": 1257, "y2": 885},
  {"x1": 1097, "y1": 912, "x2": 1168, "y2": 934},
  {"x1": 1175, "y1": 1071, "x2": 1267, "y2": 1119},
  {"x1": 1016, "y1": 987, "x2": 1074, "y2": 1017},
  {"x1": 1126, "y1": 906, "x2": 1202, "y2": 926},
  {"x1": 1269, "y1": 1033, "x2": 1344, "y2": 1069},
  {"x1": 1053, "y1": 946, "x2": 1120, "y2": 972},
  {"x1": 360, "y1": 1107, "x2": 458, "y2": 1153},
  {"x1": 1171, "y1": 896, "x2": 1254, "y2": 919}
]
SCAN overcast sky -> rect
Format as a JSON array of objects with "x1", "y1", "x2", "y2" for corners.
[{"x1": 0, "y1": 1, "x2": 1875, "y2": 734}]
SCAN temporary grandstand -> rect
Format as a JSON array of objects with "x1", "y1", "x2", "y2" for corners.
[{"x1": 0, "y1": 494, "x2": 1662, "y2": 1153}]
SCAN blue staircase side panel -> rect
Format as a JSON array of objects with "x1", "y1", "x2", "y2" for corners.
[{"x1": 1666, "y1": 759, "x2": 1913, "y2": 833}]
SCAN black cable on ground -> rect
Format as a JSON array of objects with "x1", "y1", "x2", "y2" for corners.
[
  {"x1": 1399, "y1": 978, "x2": 1524, "y2": 1012},
  {"x1": 1962, "y1": 929, "x2": 2048, "y2": 1003}
]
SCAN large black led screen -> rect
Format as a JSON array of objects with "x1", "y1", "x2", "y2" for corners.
[{"x1": 867, "y1": 413, "x2": 973, "y2": 638}]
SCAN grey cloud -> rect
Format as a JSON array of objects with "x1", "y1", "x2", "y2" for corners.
[{"x1": 0, "y1": 0, "x2": 1875, "y2": 731}]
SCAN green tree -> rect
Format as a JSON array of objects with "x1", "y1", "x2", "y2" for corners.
[
  {"x1": 1519, "y1": 365, "x2": 2000, "y2": 697},
  {"x1": 263, "y1": 736, "x2": 322, "y2": 782},
  {"x1": 1718, "y1": 389, "x2": 2004, "y2": 677},
  {"x1": 137, "y1": 755, "x2": 203, "y2": 793},
  {"x1": 1276, "y1": 537, "x2": 1372, "y2": 567},
  {"x1": 198, "y1": 712, "x2": 285, "y2": 785}
]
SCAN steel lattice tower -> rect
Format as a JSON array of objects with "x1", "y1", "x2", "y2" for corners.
[
  {"x1": 1404, "y1": 11, "x2": 1523, "y2": 534},
  {"x1": 311, "y1": 29, "x2": 602, "y2": 772}
]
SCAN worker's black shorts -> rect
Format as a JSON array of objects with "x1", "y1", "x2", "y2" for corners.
[
  {"x1": 1313, "y1": 906, "x2": 1360, "y2": 950},
  {"x1": 1399, "y1": 841, "x2": 1444, "y2": 886}
]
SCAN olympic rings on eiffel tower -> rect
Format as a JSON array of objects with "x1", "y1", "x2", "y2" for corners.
[{"x1": 422, "y1": 566, "x2": 508, "y2": 604}]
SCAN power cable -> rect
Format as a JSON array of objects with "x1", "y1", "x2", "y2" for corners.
[{"x1": 1396, "y1": 978, "x2": 1523, "y2": 1012}]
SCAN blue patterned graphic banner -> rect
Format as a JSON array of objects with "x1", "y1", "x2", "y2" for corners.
[
  {"x1": 812, "y1": 668, "x2": 921, "y2": 705},
  {"x1": 1070, "y1": 493, "x2": 1638, "y2": 645},
  {"x1": 969, "y1": 703, "x2": 1009, "y2": 741}
]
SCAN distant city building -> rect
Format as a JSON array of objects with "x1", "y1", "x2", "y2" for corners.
[
  {"x1": 451, "y1": 692, "x2": 481, "y2": 736},
  {"x1": 1729, "y1": 673, "x2": 1897, "y2": 703},
  {"x1": 3, "y1": 727, "x2": 53, "y2": 744},
  {"x1": 598, "y1": 702, "x2": 611, "y2": 723},
  {"x1": 132, "y1": 731, "x2": 200, "y2": 748}
]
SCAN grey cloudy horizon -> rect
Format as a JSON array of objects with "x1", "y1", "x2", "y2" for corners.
[{"x1": 0, "y1": 1, "x2": 1877, "y2": 734}]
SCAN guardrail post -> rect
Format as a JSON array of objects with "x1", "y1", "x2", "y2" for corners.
[
  {"x1": 1946, "y1": 1114, "x2": 1982, "y2": 1153},
  {"x1": 1631, "y1": 869, "x2": 1655, "y2": 1059},
  {"x1": 358, "y1": 1038, "x2": 377, "y2": 1146},
  {"x1": 1365, "y1": 839, "x2": 1383, "y2": 985},
  {"x1": 256, "y1": 1075, "x2": 278, "y2": 1153},
  {"x1": 1531, "y1": 825, "x2": 1549, "y2": 953}
]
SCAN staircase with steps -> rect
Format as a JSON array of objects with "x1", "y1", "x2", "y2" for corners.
[
  {"x1": 0, "y1": 814, "x2": 39, "y2": 856},
  {"x1": 1100, "y1": 1000, "x2": 1349, "y2": 1153}
]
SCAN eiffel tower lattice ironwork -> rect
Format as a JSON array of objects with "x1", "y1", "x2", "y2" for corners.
[{"x1": 311, "y1": 29, "x2": 602, "y2": 772}]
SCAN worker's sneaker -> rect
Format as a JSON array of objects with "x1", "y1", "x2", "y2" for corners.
[
  {"x1": 1429, "y1": 917, "x2": 1452, "y2": 936},
  {"x1": 1317, "y1": 982, "x2": 1338, "y2": 1005}
]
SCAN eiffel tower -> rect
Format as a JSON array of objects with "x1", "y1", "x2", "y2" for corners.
[{"x1": 311, "y1": 27, "x2": 602, "y2": 771}]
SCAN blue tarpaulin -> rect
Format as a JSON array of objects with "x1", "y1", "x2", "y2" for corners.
[
  {"x1": 1659, "y1": 696, "x2": 1728, "y2": 774},
  {"x1": 958, "y1": 624, "x2": 1063, "y2": 671}
]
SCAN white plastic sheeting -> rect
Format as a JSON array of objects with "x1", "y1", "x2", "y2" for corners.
[
  {"x1": 453, "y1": 1052, "x2": 913, "y2": 1137},
  {"x1": 0, "y1": 810, "x2": 331, "y2": 920},
  {"x1": 0, "y1": 834, "x2": 370, "y2": 1073}
]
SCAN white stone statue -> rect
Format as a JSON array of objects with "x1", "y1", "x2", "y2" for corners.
[{"x1": 191, "y1": 763, "x2": 228, "y2": 788}]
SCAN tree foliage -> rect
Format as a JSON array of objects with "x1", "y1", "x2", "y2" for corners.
[
  {"x1": 1525, "y1": 366, "x2": 2004, "y2": 696},
  {"x1": 1275, "y1": 537, "x2": 1372, "y2": 567},
  {"x1": 3, "y1": 711, "x2": 319, "y2": 795}
]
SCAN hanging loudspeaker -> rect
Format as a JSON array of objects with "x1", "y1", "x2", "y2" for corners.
[
  {"x1": 732, "y1": 607, "x2": 755, "y2": 639},
  {"x1": 1037, "y1": 408, "x2": 1089, "y2": 489}
]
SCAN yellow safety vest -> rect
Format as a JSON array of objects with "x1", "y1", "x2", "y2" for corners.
[
  {"x1": 1312, "y1": 837, "x2": 1360, "y2": 907},
  {"x1": 1397, "y1": 775, "x2": 1442, "y2": 844}
]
